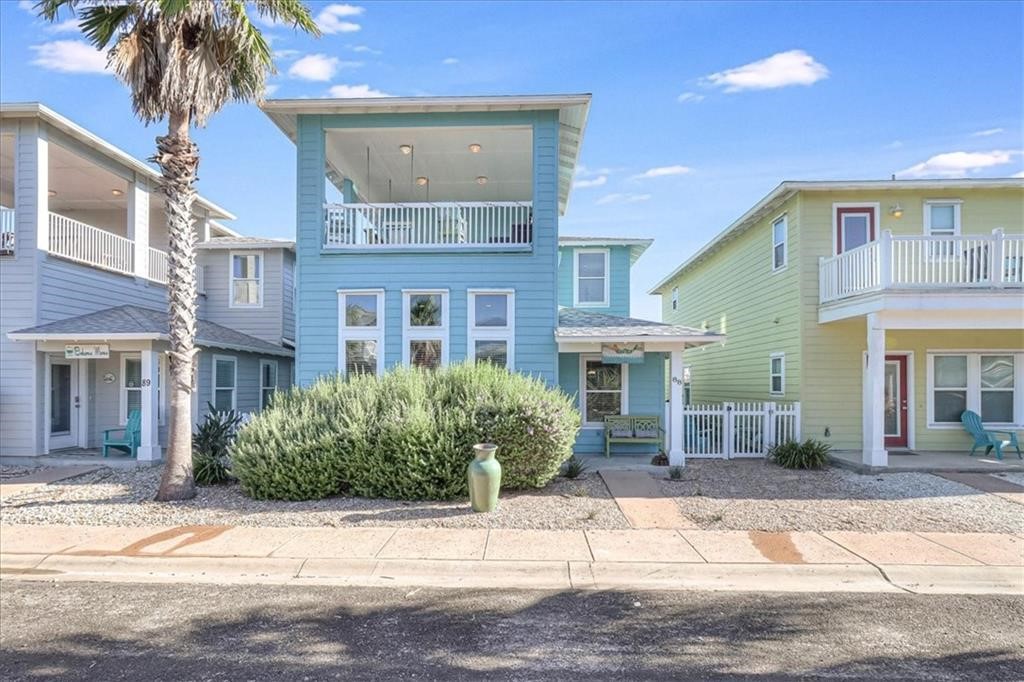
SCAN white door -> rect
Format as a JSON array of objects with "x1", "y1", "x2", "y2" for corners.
[{"x1": 49, "y1": 358, "x2": 79, "y2": 450}]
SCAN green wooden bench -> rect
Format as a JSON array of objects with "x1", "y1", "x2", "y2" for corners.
[
  {"x1": 603, "y1": 415, "x2": 663, "y2": 457},
  {"x1": 103, "y1": 409, "x2": 141, "y2": 458},
  {"x1": 961, "y1": 410, "x2": 1021, "y2": 460}
]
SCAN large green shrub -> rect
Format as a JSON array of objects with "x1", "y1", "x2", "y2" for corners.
[{"x1": 231, "y1": 362, "x2": 581, "y2": 501}]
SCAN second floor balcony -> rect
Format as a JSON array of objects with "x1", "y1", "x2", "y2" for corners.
[{"x1": 819, "y1": 229, "x2": 1023, "y2": 304}]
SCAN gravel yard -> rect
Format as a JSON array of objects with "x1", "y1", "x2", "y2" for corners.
[
  {"x1": 661, "y1": 460, "x2": 1024, "y2": 533},
  {"x1": 0, "y1": 466, "x2": 627, "y2": 530}
]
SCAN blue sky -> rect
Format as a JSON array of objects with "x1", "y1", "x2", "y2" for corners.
[{"x1": 2, "y1": 0, "x2": 1021, "y2": 320}]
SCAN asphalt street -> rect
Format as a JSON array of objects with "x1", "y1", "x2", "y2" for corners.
[{"x1": 1, "y1": 581, "x2": 1022, "y2": 680}]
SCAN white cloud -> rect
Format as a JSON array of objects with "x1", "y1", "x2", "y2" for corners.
[
  {"x1": 327, "y1": 84, "x2": 391, "y2": 98},
  {"x1": 596, "y1": 193, "x2": 651, "y2": 206},
  {"x1": 971, "y1": 127, "x2": 1004, "y2": 137},
  {"x1": 273, "y1": 49, "x2": 301, "y2": 60},
  {"x1": 573, "y1": 175, "x2": 607, "y2": 189},
  {"x1": 677, "y1": 92, "x2": 705, "y2": 104},
  {"x1": 45, "y1": 18, "x2": 83, "y2": 34},
  {"x1": 631, "y1": 165, "x2": 693, "y2": 180},
  {"x1": 1013, "y1": 170, "x2": 1024, "y2": 178},
  {"x1": 350, "y1": 45, "x2": 382, "y2": 55},
  {"x1": 703, "y1": 49, "x2": 829, "y2": 93},
  {"x1": 288, "y1": 54, "x2": 361, "y2": 81},
  {"x1": 442, "y1": 57, "x2": 459, "y2": 65},
  {"x1": 17, "y1": 1, "x2": 34, "y2": 12},
  {"x1": 899, "y1": 150, "x2": 1018, "y2": 178},
  {"x1": 264, "y1": 84, "x2": 280, "y2": 96},
  {"x1": 30, "y1": 40, "x2": 109, "y2": 74},
  {"x1": 316, "y1": 4, "x2": 364, "y2": 34},
  {"x1": 884, "y1": 140, "x2": 904, "y2": 150}
]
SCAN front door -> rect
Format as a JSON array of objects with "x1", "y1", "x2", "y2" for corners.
[
  {"x1": 836, "y1": 206, "x2": 876, "y2": 254},
  {"x1": 884, "y1": 355, "x2": 908, "y2": 448},
  {"x1": 49, "y1": 359, "x2": 79, "y2": 450}
]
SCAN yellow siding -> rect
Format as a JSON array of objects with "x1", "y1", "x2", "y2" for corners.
[{"x1": 663, "y1": 194, "x2": 802, "y2": 402}]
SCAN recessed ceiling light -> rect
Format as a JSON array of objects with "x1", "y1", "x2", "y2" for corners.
[
  {"x1": 468, "y1": 143, "x2": 482, "y2": 153},
  {"x1": 111, "y1": 189, "x2": 124, "y2": 197},
  {"x1": 475, "y1": 176, "x2": 488, "y2": 185},
  {"x1": 415, "y1": 176, "x2": 428, "y2": 186},
  {"x1": 48, "y1": 189, "x2": 57, "y2": 197},
  {"x1": 399, "y1": 144, "x2": 413, "y2": 155}
]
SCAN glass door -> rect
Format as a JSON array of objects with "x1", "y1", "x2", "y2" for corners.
[
  {"x1": 49, "y1": 359, "x2": 78, "y2": 450},
  {"x1": 883, "y1": 355, "x2": 908, "y2": 448}
]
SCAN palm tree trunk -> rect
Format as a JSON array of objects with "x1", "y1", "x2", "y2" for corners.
[{"x1": 155, "y1": 109, "x2": 199, "y2": 501}]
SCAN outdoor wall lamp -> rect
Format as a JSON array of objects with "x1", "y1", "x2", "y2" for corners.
[{"x1": 889, "y1": 203, "x2": 904, "y2": 218}]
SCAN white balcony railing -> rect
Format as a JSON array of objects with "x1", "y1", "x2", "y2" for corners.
[
  {"x1": 148, "y1": 247, "x2": 169, "y2": 284},
  {"x1": 1, "y1": 207, "x2": 14, "y2": 255},
  {"x1": 48, "y1": 212, "x2": 134, "y2": 276},
  {"x1": 324, "y1": 201, "x2": 533, "y2": 249},
  {"x1": 820, "y1": 229, "x2": 1024, "y2": 303}
]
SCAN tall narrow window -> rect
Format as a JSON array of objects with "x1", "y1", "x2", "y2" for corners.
[
  {"x1": 121, "y1": 354, "x2": 165, "y2": 424},
  {"x1": 581, "y1": 357, "x2": 627, "y2": 426},
  {"x1": 769, "y1": 353, "x2": 785, "y2": 396},
  {"x1": 671, "y1": 286, "x2": 679, "y2": 311},
  {"x1": 574, "y1": 249, "x2": 609, "y2": 307},
  {"x1": 771, "y1": 215, "x2": 787, "y2": 271},
  {"x1": 213, "y1": 355, "x2": 237, "y2": 412},
  {"x1": 931, "y1": 355, "x2": 968, "y2": 424},
  {"x1": 403, "y1": 290, "x2": 448, "y2": 369},
  {"x1": 980, "y1": 355, "x2": 1014, "y2": 423},
  {"x1": 338, "y1": 289, "x2": 384, "y2": 376},
  {"x1": 259, "y1": 359, "x2": 279, "y2": 409},
  {"x1": 468, "y1": 290, "x2": 514, "y2": 368},
  {"x1": 230, "y1": 252, "x2": 263, "y2": 307}
]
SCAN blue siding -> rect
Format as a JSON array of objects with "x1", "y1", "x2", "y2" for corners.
[
  {"x1": 294, "y1": 110, "x2": 560, "y2": 386},
  {"x1": 558, "y1": 351, "x2": 666, "y2": 455},
  {"x1": 557, "y1": 245, "x2": 631, "y2": 317}
]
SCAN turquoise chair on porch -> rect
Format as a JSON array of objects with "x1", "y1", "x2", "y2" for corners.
[
  {"x1": 103, "y1": 409, "x2": 141, "y2": 458},
  {"x1": 961, "y1": 410, "x2": 1022, "y2": 460}
]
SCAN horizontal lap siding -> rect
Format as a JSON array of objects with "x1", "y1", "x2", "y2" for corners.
[
  {"x1": 557, "y1": 245, "x2": 631, "y2": 316},
  {"x1": 198, "y1": 247, "x2": 285, "y2": 345},
  {"x1": 38, "y1": 258, "x2": 170, "y2": 322}
]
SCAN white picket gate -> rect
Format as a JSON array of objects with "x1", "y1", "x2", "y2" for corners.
[{"x1": 671, "y1": 401, "x2": 801, "y2": 459}]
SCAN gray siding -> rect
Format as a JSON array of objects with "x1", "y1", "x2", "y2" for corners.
[
  {"x1": 282, "y1": 250, "x2": 295, "y2": 342},
  {"x1": 196, "y1": 348, "x2": 293, "y2": 423},
  {"x1": 197, "y1": 248, "x2": 286, "y2": 345},
  {"x1": 37, "y1": 257, "x2": 176, "y2": 322}
]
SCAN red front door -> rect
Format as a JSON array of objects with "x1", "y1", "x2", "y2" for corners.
[
  {"x1": 884, "y1": 355, "x2": 909, "y2": 448},
  {"x1": 836, "y1": 206, "x2": 876, "y2": 254}
]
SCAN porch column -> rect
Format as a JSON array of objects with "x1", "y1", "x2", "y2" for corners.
[
  {"x1": 668, "y1": 349, "x2": 685, "y2": 466},
  {"x1": 863, "y1": 313, "x2": 887, "y2": 467},
  {"x1": 128, "y1": 176, "x2": 150, "y2": 279},
  {"x1": 137, "y1": 347, "x2": 162, "y2": 461},
  {"x1": 17, "y1": 121, "x2": 50, "y2": 252}
]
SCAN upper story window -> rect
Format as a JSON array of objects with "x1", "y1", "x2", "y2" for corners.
[
  {"x1": 574, "y1": 249, "x2": 609, "y2": 307},
  {"x1": 771, "y1": 215, "x2": 788, "y2": 271},
  {"x1": 468, "y1": 289, "x2": 515, "y2": 369},
  {"x1": 230, "y1": 252, "x2": 263, "y2": 308},
  {"x1": 403, "y1": 290, "x2": 449, "y2": 369},
  {"x1": 924, "y1": 200, "x2": 962, "y2": 237},
  {"x1": 671, "y1": 286, "x2": 679, "y2": 311},
  {"x1": 338, "y1": 289, "x2": 384, "y2": 376}
]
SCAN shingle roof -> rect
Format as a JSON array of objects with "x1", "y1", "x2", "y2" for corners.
[
  {"x1": 9, "y1": 305, "x2": 293, "y2": 357},
  {"x1": 556, "y1": 307, "x2": 722, "y2": 341},
  {"x1": 197, "y1": 236, "x2": 294, "y2": 250}
]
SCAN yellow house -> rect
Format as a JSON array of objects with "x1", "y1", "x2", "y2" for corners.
[{"x1": 651, "y1": 179, "x2": 1024, "y2": 470}]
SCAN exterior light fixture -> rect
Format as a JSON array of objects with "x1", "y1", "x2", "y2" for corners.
[
  {"x1": 415, "y1": 176, "x2": 428, "y2": 186},
  {"x1": 399, "y1": 144, "x2": 413, "y2": 155},
  {"x1": 111, "y1": 189, "x2": 124, "y2": 197},
  {"x1": 47, "y1": 189, "x2": 57, "y2": 197},
  {"x1": 476, "y1": 176, "x2": 488, "y2": 185},
  {"x1": 468, "y1": 143, "x2": 482, "y2": 153},
  {"x1": 889, "y1": 203, "x2": 903, "y2": 218}
]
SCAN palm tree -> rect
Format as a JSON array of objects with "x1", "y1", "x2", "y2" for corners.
[{"x1": 38, "y1": 0, "x2": 319, "y2": 500}]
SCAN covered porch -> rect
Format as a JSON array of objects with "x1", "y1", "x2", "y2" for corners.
[
  {"x1": 831, "y1": 448, "x2": 1024, "y2": 474},
  {"x1": 554, "y1": 308, "x2": 724, "y2": 464}
]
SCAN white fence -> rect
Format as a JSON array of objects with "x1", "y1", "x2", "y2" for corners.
[
  {"x1": 670, "y1": 401, "x2": 801, "y2": 459},
  {"x1": 48, "y1": 212, "x2": 134, "y2": 276},
  {"x1": 324, "y1": 201, "x2": 533, "y2": 249},
  {"x1": 820, "y1": 229, "x2": 1024, "y2": 303}
]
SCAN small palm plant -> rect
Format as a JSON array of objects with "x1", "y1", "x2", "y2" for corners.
[{"x1": 38, "y1": 0, "x2": 319, "y2": 500}]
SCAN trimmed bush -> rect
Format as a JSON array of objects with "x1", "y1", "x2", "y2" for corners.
[
  {"x1": 231, "y1": 362, "x2": 581, "y2": 501},
  {"x1": 768, "y1": 438, "x2": 831, "y2": 470}
]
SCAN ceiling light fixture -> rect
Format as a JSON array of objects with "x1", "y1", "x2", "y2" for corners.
[
  {"x1": 468, "y1": 143, "x2": 482, "y2": 153},
  {"x1": 399, "y1": 144, "x2": 413, "y2": 155},
  {"x1": 111, "y1": 189, "x2": 124, "y2": 197},
  {"x1": 415, "y1": 176, "x2": 428, "y2": 186},
  {"x1": 476, "y1": 176, "x2": 488, "y2": 185}
]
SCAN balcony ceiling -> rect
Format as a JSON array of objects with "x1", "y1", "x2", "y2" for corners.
[{"x1": 325, "y1": 126, "x2": 532, "y2": 203}]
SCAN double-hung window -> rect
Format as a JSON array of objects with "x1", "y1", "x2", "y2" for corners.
[
  {"x1": 769, "y1": 353, "x2": 785, "y2": 396},
  {"x1": 771, "y1": 215, "x2": 787, "y2": 271},
  {"x1": 581, "y1": 356, "x2": 627, "y2": 426},
  {"x1": 468, "y1": 289, "x2": 514, "y2": 368},
  {"x1": 403, "y1": 290, "x2": 448, "y2": 369},
  {"x1": 120, "y1": 353, "x2": 165, "y2": 425},
  {"x1": 929, "y1": 352, "x2": 1021, "y2": 426},
  {"x1": 574, "y1": 249, "x2": 609, "y2": 307},
  {"x1": 259, "y1": 359, "x2": 278, "y2": 409},
  {"x1": 230, "y1": 252, "x2": 263, "y2": 307},
  {"x1": 212, "y1": 355, "x2": 237, "y2": 412},
  {"x1": 338, "y1": 289, "x2": 385, "y2": 376}
]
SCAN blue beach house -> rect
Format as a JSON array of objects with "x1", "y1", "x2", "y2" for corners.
[{"x1": 261, "y1": 94, "x2": 720, "y2": 462}]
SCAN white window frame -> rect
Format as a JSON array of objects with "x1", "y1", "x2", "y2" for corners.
[
  {"x1": 579, "y1": 354, "x2": 629, "y2": 428},
  {"x1": 923, "y1": 199, "x2": 962, "y2": 237},
  {"x1": 769, "y1": 352, "x2": 785, "y2": 396},
  {"x1": 337, "y1": 289, "x2": 385, "y2": 376},
  {"x1": 259, "y1": 359, "x2": 278, "y2": 409},
  {"x1": 573, "y1": 248, "x2": 610, "y2": 307},
  {"x1": 927, "y1": 350, "x2": 1023, "y2": 428},
  {"x1": 467, "y1": 288, "x2": 515, "y2": 369},
  {"x1": 229, "y1": 250, "x2": 264, "y2": 309},
  {"x1": 212, "y1": 354, "x2": 237, "y2": 412},
  {"x1": 402, "y1": 289, "x2": 449, "y2": 368},
  {"x1": 771, "y1": 214, "x2": 788, "y2": 272},
  {"x1": 119, "y1": 353, "x2": 166, "y2": 426},
  {"x1": 671, "y1": 286, "x2": 679, "y2": 311}
]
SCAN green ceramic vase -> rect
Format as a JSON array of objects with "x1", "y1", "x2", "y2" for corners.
[{"x1": 468, "y1": 443, "x2": 501, "y2": 513}]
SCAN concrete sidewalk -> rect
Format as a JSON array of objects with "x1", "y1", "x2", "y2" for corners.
[{"x1": 2, "y1": 524, "x2": 1021, "y2": 594}]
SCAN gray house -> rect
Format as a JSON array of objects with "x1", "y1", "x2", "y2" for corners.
[{"x1": 0, "y1": 103, "x2": 294, "y2": 461}]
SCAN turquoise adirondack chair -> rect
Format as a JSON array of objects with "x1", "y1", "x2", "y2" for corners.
[
  {"x1": 961, "y1": 410, "x2": 1022, "y2": 460},
  {"x1": 103, "y1": 409, "x2": 141, "y2": 458}
]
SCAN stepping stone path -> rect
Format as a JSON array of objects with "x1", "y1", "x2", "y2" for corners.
[{"x1": 598, "y1": 470, "x2": 695, "y2": 529}]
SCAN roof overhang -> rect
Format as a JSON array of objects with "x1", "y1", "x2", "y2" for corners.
[
  {"x1": 648, "y1": 177, "x2": 1024, "y2": 294},
  {"x1": 7, "y1": 331, "x2": 295, "y2": 358},
  {"x1": 0, "y1": 102, "x2": 236, "y2": 221},
  {"x1": 197, "y1": 240, "x2": 295, "y2": 251},
  {"x1": 260, "y1": 94, "x2": 591, "y2": 215},
  {"x1": 555, "y1": 330, "x2": 725, "y2": 351},
  {"x1": 559, "y1": 237, "x2": 653, "y2": 265}
]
